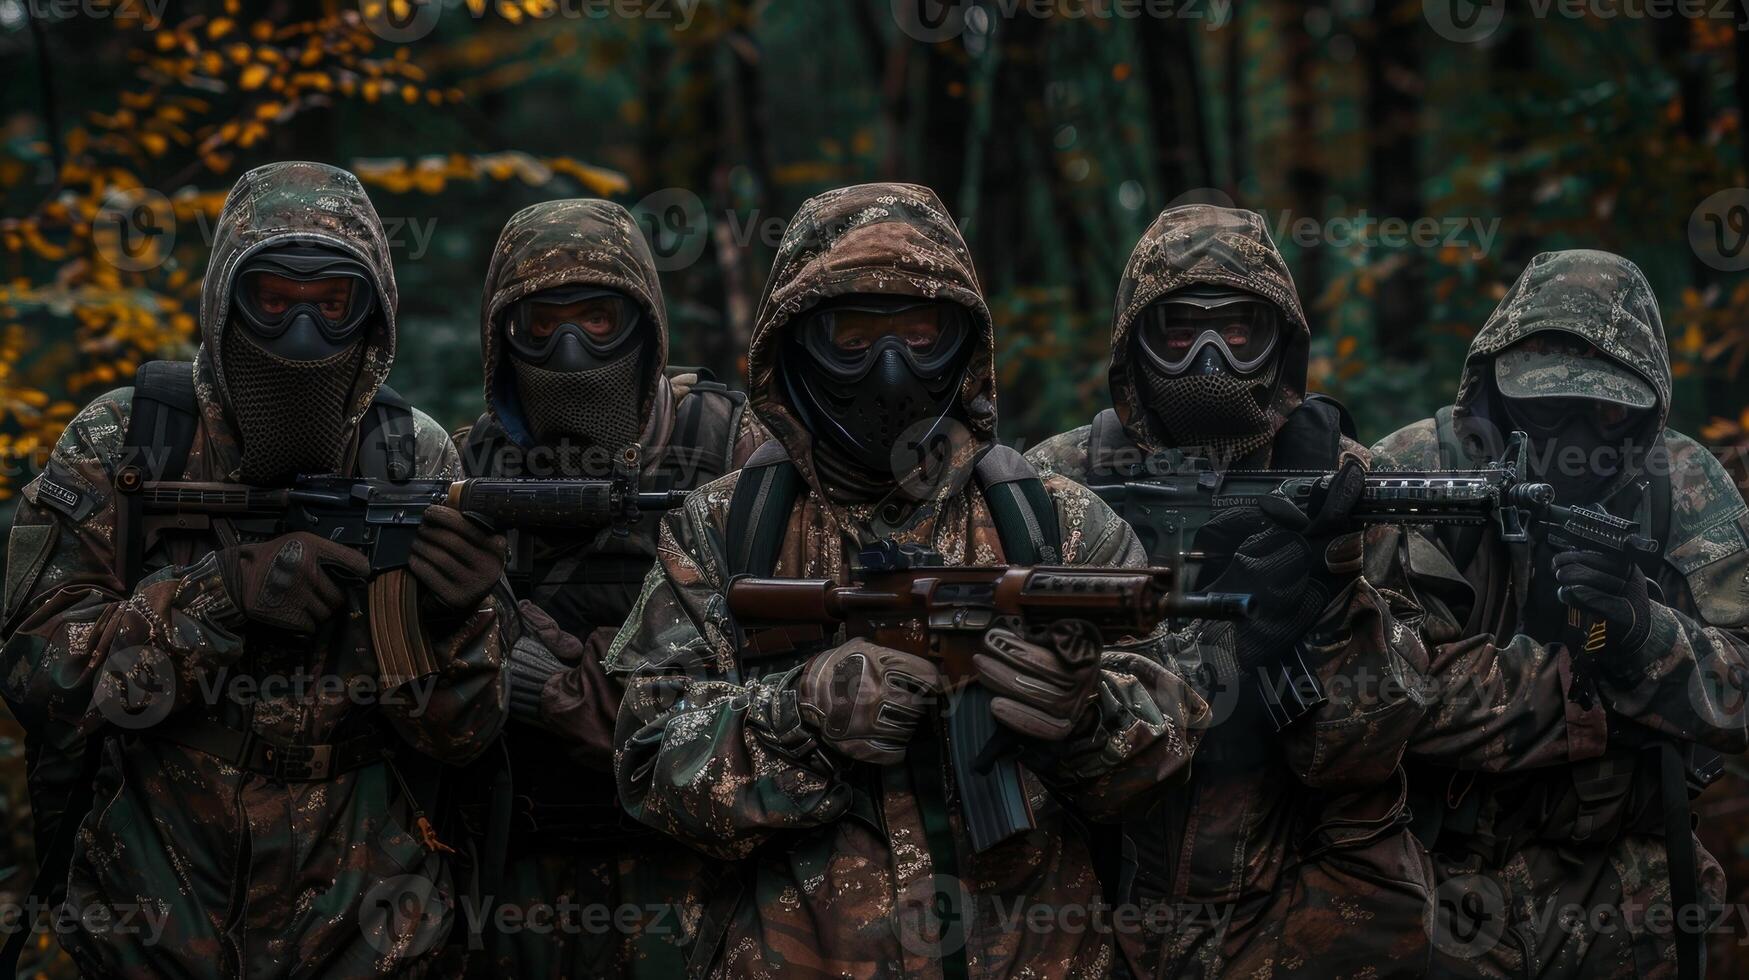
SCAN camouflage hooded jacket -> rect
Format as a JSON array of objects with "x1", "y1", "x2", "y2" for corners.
[
  {"x1": 1027, "y1": 205, "x2": 1433, "y2": 979},
  {"x1": 0, "y1": 162, "x2": 508, "y2": 979},
  {"x1": 607, "y1": 183, "x2": 1210, "y2": 980},
  {"x1": 459, "y1": 198, "x2": 764, "y2": 767},
  {"x1": 1371, "y1": 249, "x2": 1749, "y2": 974}
]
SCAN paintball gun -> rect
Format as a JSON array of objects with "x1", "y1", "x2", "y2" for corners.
[
  {"x1": 113, "y1": 458, "x2": 689, "y2": 685},
  {"x1": 727, "y1": 541, "x2": 1252, "y2": 853}
]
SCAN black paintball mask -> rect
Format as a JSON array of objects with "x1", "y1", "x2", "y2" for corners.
[
  {"x1": 223, "y1": 243, "x2": 379, "y2": 485},
  {"x1": 503, "y1": 285, "x2": 649, "y2": 450},
  {"x1": 780, "y1": 296, "x2": 974, "y2": 486},
  {"x1": 1131, "y1": 284, "x2": 1284, "y2": 461}
]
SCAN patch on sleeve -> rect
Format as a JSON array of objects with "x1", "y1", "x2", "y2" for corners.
[
  {"x1": 4, "y1": 524, "x2": 56, "y2": 622},
  {"x1": 25, "y1": 462, "x2": 98, "y2": 523},
  {"x1": 1667, "y1": 516, "x2": 1749, "y2": 578}
]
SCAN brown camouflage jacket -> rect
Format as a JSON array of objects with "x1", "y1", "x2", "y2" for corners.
[
  {"x1": 0, "y1": 162, "x2": 508, "y2": 979},
  {"x1": 608, "y1": 183, "x2": 1209, "y2": 979},
  {"x1": 1372, "y1": 249, "x2": 1749, "y2": 977}
]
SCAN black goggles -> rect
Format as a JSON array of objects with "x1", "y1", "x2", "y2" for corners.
[
  {"x1": 793, "y1": 299, "x2": 973, "y2": 381},
  {"x1": 232, "y1": 249, "x2": 378, "y2": 343},
  {"x1": 505, "y1": 287, "x2": 642, "y2": 364},
  {"x1": 1504, "y1": 395, "x2": 1650, "y2": 442}
]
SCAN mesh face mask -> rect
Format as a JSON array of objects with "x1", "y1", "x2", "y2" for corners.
[
  {"x1": 1132, "y1": 287, "x2": 1283, "y2": 462},
  {"x1": 222, "y1": 326, "x2": 365, "y2": 485},
  {"x1": 512, "y1": 343, "x2": 645, "y2": 451}
]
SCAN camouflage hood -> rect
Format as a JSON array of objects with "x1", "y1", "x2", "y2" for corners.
[
  {"x1": 1107, "y1": 204, "x2": 1310, "y2": 453},
  {"x1": 194, "y1": 161, "x2": 398, "y2": 475},
  {"x1": 479, "y1": 198, "x2": 670, "y2": 449},
  {"x1": 748, "y1": 182, "x2": 997, "y2": 506},
  {"x1": 1453, "y1": 249, "x2": 1671, "y2": 435}
]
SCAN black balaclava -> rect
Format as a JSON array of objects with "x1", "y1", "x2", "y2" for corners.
[
  {"x1": 779, "y1": 296, "x2": 973, "y2": 501},
  {"x1": 225, "y1": 243, "x2": 375, "y2": 484},
  {"x1": 1131, "y1": 284, "x2": 1284, "y2": 463},
  {"x1": 505, "y1": 285, "x2": 648, "y2": 452}
]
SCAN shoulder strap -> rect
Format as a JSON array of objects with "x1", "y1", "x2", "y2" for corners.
[
  {"x1": 662, "y1": 384, "x2": 749, "y2": 491},
  {"x1": 725, "y1": 441, "x2": 802, "y2": 578},
  {"x1": 1647, "y1": 434, "x2": 1673, "y2": 557},
  {"x1": 356, "y1": 384, "x2": 416, "y2": 481},
  {"x1": 1271, "y1": 394, "x2": 1350, "y2": 470},
  {"x1": 1086, "y1": 408, "x2": 1133, "y2": 479},
  {"x1": 119, "y1": 360, "x2": 200, "y2": 588},
  {"x1": 975, "y1": 445, "x2": 1063, "y2": 564}
]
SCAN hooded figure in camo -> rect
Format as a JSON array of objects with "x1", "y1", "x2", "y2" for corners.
[
  {"x1": 606, "y1": 182, "x2": 1211, "y2": 979},
  {"x1": 0, "y1": 161, "x2": 509, "y2": 978},
  {"x1": 1027, "y1": 204, "x2": 1435, "y2": 979},
  {"x1": 451, "y1": 198, "x2": 765, "y2": 977},
  {"x1": 1371, "y1": 248, "x2": 1749, "y2": 977}
]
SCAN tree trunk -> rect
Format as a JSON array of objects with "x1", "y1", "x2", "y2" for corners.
[
  {"x1": 1136, "y1": 14, "x2": 1212, "y2": 199},
  {"x1": 1285, "y1": 1, "x2": 1326, "y2": 318},
  {"x1": 1366, "y1": 0, "x2": 1424, "y2": 358}
]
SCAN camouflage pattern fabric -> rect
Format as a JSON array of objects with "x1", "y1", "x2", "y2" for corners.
[
  {"x1": 1371, "y1": 249, "x2": 1749, "y2": 978},
  {"x1": 455, "y1": 199, "x2": 765, "y2": 979},
  {"x1": 1027, "y1": 204, "x2": 1435, "y2": 979},
  {"x1": 0, "y1": 162, "x2": 510, "y2": 979},
  {"x1": 608, "y1": 182, "x2": 1210, "y2": 979}
]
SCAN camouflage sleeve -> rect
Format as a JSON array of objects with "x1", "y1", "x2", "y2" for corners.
[
  {"x1": 607, "y1": 482, "x2": 850, "y2": 861},
  {"x1": 1028, "y1": 477, "x2": 1208, "y2": 818},
  {"x1": 1373, "y1": 524, "x2": 1611, "y2": 771},
  {"x1": 1280, "y1": 527, "x2": 1432, "y2": 789},
  {"x1": 728, "y1": 408, "x2": 772, "y2": 470},
  {"x1": 0, "y1": 391, "x2": 246, "y2": 736},
  {"x1": 1592, "y1": 438, "x2": 1749, "y2": 751},
  {"x1": 378, "y1": 409, "x2": 508, "y2": 765}
]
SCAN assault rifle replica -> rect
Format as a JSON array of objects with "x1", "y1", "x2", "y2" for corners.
[
  {"x1": 727, "y1": 541, "x2": 1253, "y2": 853},
  {"x1": 1090, "y1": 431, "x2": 1661, "y2": 725},
  {"x1": 114, "y1": 460, "x2": 689, "y2": 685}
]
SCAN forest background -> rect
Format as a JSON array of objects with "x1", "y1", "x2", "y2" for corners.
[{"x1": 5, "y1": 0, "x2": 1749, "y2": 974}]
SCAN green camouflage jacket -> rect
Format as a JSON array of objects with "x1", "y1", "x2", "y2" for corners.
[
  {"x1": 0, "y1": 162, "x2": 509, "y2": 979},
  {"x1": 1027, "y1": 204, "x2": 1434, "y2": 979},
  {"x1": 608, "y1": 182, "x2": 1209, "y2": 979},
  {"x1": 1372, "y1": 249, "x2": 1749, "y2": 977}
]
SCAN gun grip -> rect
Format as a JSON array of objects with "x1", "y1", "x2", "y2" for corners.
[
  {"x1": 948, "y1": 683, "x2": 1035, "y2": 853},
  {"x1": 369, "y1": 569, "x2": 442, "y2": 689}
]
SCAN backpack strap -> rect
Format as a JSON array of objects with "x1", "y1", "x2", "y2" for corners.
[
  {"x1": 660, "y1": 382, "x2": 748, "y2": 492},
  {"x1": 974, "y1": 445, "x2": 1062, "y2": 564},
  {"x1": 356, "y1": 383, "x2": 416, "y2": 481},
  {"x1": 725, "y1": 441, "x2": 803, "y2": 578},
  {"x1": 119, "y1": 360, "x2": 200, "y2": 587},
  {"x1": 1086, "y1": 408, "x2": 1135, "y2": 480}
]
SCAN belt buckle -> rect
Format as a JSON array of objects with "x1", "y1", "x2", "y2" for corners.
[{"x1": 264, "y1": 742, "x2": 333, "y2": 781}]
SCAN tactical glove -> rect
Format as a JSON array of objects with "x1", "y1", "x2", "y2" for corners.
[
  {"x1": 792, "y1": 639, "x2": 944, "y2": 766},
  {"x1": 1206, "y1": 522, "x2": 1326, "y2": 673},
  {"x1": 506, "y1": 600, "x2": 582, "y2": 726},
  {"x1": 409, "y1": 504, "x2": 507, "y2": 612},
  {"x1": 215, "y1": 531, "x2": 369, "y2": 634},
  {"x1": 1553, "y1": 545, "x2": 1654, "y2": 657},
  {"x1": 974, "y1": 620, "x2": 1104, "y2": 741}
]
